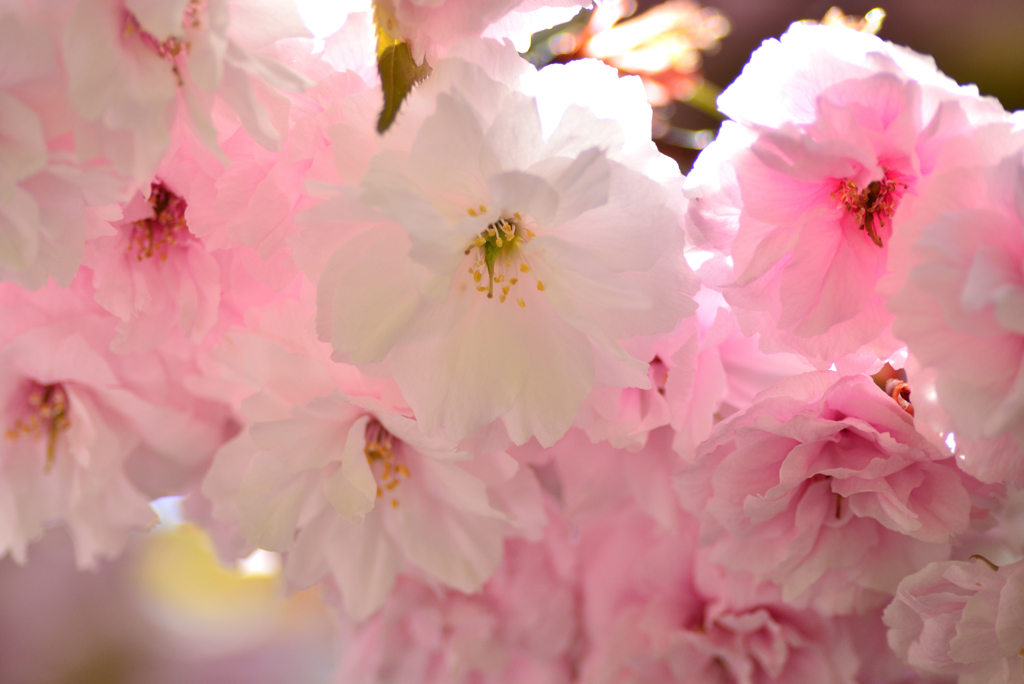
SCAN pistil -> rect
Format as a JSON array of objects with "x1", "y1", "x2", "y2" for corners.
[{"x1": 464, "y1": 209, "x2": 544, "y2": 305}]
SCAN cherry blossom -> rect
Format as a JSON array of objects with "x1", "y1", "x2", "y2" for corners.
[
  {"x1": 0, "y1": 11, "x2": 97, "y2": 289},
  {"x1": 685, "y1": 22, "x2": 1015, "y2": 368},
  {"x1": 200, "y1": 314, "x2": 545, "y2": 620},
  {"x1": 310, "y1": 41, "x2": 696, "y2": 447},
  {"x1": 575, "y1": 505, "x2": 861, "y2": 684},
  {"x1": 333, "y1": 501, "x2": 579, "y2": 684},
  {"x1": 0, "y1": 277, "x2": 233, "y2": 567},
  {"x1": 889, "y1": 154, "x2": 1024, "y2": 487},
  {"x1": 884, "y1": 555, "x2": 1024, "y2": 683},
  {"x1": 58, "y1": 0, "x2": 312, "y2": 181},
  {"x1": 676, "y1": 372, "x2": 983, "y2": 616}
]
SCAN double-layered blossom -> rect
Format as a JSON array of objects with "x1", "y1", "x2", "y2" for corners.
[
  {"x1": 310, "y1": 41, "x2": 696, "y2": 447},
  {"x1": 884, "y1": 556, "x2": 1024, "y2": 683},
  {"x1": 0, "y1": 277, "x2": 233, "y2": 566},
  {"x1": 676, "y1": 372, "x2": 983, "y2": 615},
  {"x1": 684, "y1": 22, "x2": 1015, "y2": 368},
  {"x1": 200, "y1": 311, "x2": 545, "y2": 620},
  {"x1": 0, "y1": 11, "x2": 95, "y2": 289},
  {"x1": 333, "y1": 502, "x2": 580, "y2": 684},
  {"x1": 57, "y1": 0, "x2": 312, "y2": 181},
  {"x1": 575, "y1": 506, "x2": 860, "y2": 684},
  {"x1": 513, "y1": 425, "x2": 685, "y2": 531},
  {"x1": 889, "y1": 154, "x2": 1024, "y2": 486}
]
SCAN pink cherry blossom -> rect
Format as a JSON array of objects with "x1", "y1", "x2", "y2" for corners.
[
  {"x1": 333, "y1": 501, "x2": 579, "y2": 684},
  {"x1": 309, "y1": 41, "x2": 696, "y2": 447},
  {"x1": 664, "y1": 287, "x2": 816, "y2": 461},
  {"x1": 56, "y1": 0, "x2": 312, "y2": 181},
  {"x1": 376, "y1": 0, "x2": 590, "y2": 65},
  {"x1": 888, "y1": 154, "x2": 1024, "y2": 486},
  {"x1": 200, "y1": 320, "x2": 545, "y2": 620},
  {"x1": 512, "y1": 425, "x2": 685, "y2": 531},
  {"x1": 0, "y1": 10, "x2": 99, "y2": 289},
  {"x1": 676, "y1": 372, "x2": 983, "y2": 616},
  {"x1": 84, "y1": 180, "x2": 224, "y2": 352},
  {"x1": 0, "y1": 277, "x2": 233, "y2": 567},
  {"x1": 575, "y1": 505, "x2": 861, "y2": 684},
  {"x1": 884, "y1": 555, "x2": 1024, "y2": 682},
  {"x1": 685, "y1": 22, "x2": 1016, "y2": 369}
]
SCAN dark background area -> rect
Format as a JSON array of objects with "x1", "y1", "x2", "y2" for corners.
[{"x1": 644, "y1": 0, "x2": 1024, "y2": 169}]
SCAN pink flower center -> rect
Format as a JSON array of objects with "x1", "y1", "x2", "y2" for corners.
[
  {"x1": 364, "y1": 419, "x2": 409, "y2": 509},
  {"x1": 4, "y1": 382, "x2": 71, "y2": 473},
  {"x1": 463, "y1": 208, "x2": 544, "y2": 307},
  {"x1": 129, "y1": 182, "x2": 191, "y2": 261},
  {"x1": 832, "y1": 169, "x2": 909, "y2": 247}
]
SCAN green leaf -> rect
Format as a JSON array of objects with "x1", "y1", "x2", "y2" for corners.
[{"x1": 376, "y1": 42, "x2": 432, "y2": 134}]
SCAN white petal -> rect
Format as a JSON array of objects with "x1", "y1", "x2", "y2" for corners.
[{"x1": 322, "y1": 415, "x2": 377, "y2": 523}]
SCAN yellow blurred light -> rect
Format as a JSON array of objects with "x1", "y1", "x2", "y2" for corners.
[
  {"x1": 136, "y1": 524, "x2": 282, "y2": 626},
  {"x1": 818, "y1": 6, "x2": 886, "y2": 34}
]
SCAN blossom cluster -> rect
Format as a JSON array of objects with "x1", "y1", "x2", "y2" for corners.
[{"x1": 2, "y1": 1, "x2": 1024, "y2": 682}]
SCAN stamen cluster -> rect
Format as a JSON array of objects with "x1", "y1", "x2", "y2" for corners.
[
  {"x1": 4, "y1": 382, "x2": 71, "y2": 472},
  {"x1": 464, "y1": 211, "x2": 543, "y2": 307},
  {"x1": 364, "y1": 419, "x2": 410, "y2": 509},
  {"x1": 832, "y1": 171, "x2": 908, "y2": 247},
  {"x1": 129, "y1": 183, "x2": 190, "y2": 261}
]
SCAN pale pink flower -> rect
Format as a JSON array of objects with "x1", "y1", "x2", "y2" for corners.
[
  {"x1": 665, "y1": 287, "x2": 816, "y2": 461},
  {"x1": 376, "y1": 0, "x2": 590, "y2": 65},
  {"x1": 512, "y1": 425, "x2": 685, "y2": 531},
  {"x1": 200, "y1": 321, "x2": 545, "y2": 620},
  {"x1": 889, "y1": 154, "x2": 1024, "y2": 486},
  {"x1": 0, "y1": 277, "x2": 233, "y2": 567},
  {"x1": 310, "y1": 41, "x2": 696, "y2": 447},
  {"x1": 884, "y1": 556, "x2": 1024, "y2": 683},
  {"x1": 83, "y1": 169, "x2": 310, "y2": 354},
  {"x1": 0, "y1": 11, "x2": 98, "y2": 289},
  {"x1": 576, "y1": 506, "x2": 861, "y2": 684},
  {"x1": 84, "y1": 180, "x2": 222, "y2": 351},
  {"x1": 685, "y1": 23, "x2": 1015, "y2": 368},
  {"x1": 333, "y1": 501, "x2": 579, "y2": 684},
  {"x1": 59, "y1": 0, "x2": 312, "y2": 181},
  {"x1": 676, "y1": 372, "x2": 982, "y2": 616}
]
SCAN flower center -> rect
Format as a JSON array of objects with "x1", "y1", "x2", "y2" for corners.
[
  {"x1": 363, "y1": 419, "x2": 409, "y2": 509},
  {"x1": 5, "y1": 382, "x2": 71, "y2": 473},
  {"x1": 832, "y1": 169, "x2": 908, "y2": 247},
  {"x1": 463, "y1": 207, "x2": 544, "y2": 307},
  {"x1": 129, "y1": 182, "x2": 190, "y2": 261}
]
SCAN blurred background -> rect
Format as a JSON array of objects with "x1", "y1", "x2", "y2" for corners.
[{"x1": 525, "y1": 0, "x2": 1024, "y2": 170}]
